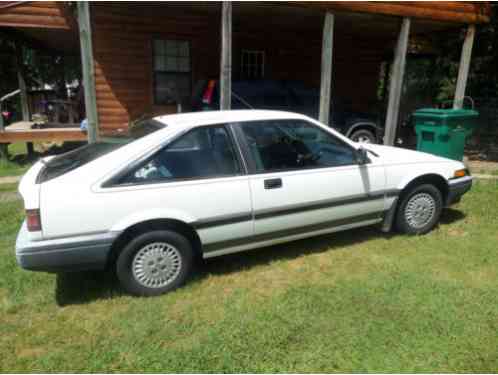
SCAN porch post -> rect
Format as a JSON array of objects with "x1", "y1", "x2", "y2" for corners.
[
  {"x1": 384, "y1": 17, "x2": 410, "y2": 146},
  {"x1": 220, "y1": 1, "x2": 232, "y2": 110},
  {"x1": 77, "y1": 1, "x2": 99, "y2": 143},
  {"x1": 319, "y1": 12, "x2": 334, "y2": 125},
  {"x1": 453, "y1": 25, "x2": 475, "y2": 109},
  {"x1": 14, "y1": 42, "x2": 30, "y2": 122}
]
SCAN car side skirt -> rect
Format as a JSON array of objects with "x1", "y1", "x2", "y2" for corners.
[{"x1": 202, "y1": 211, "x2": 384, "y2": 259}]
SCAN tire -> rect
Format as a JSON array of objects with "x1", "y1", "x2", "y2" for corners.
[
  {"x1": 116, "y1": 230, "x2": 194, "y2": 296},
  {"x1": 350, "y1": 128, "x2": 377, "y2": 144},
  {"x1": 395, "y1": 184, "x2": 443, "y2": 235}
]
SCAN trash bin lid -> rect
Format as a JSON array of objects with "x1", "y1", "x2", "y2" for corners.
[{"x1": 413, "y1": 108, "x2": 478, "y2": 119}]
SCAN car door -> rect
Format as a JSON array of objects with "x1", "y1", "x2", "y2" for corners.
[
  {"x1": 234, "y1": 118, "x2": 386, "y2": 238},
  {"x1": 94, "y1": 124, "x2": 253, "y2": 251}
]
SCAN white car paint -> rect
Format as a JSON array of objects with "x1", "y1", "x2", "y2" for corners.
[{"x1": 16, "y1": 110, "x2": 471, "y2": 271}]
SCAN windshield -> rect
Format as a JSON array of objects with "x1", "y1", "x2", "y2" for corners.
[{"x1": 37, "y1": 142, "x2": 127, "y2": 183}]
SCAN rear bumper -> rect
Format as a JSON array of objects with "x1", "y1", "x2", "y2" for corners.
[
  {"x1": 446, "y1": 176, "x2": 473, "y2": 206},
  {"x1": 16, "y1": 221, "x2": 120, "y2": 273}
]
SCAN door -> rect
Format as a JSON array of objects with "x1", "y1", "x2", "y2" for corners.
[
  {"x1": 234, "y1": 119, "x2": 386, "y2": 237},
  {"x1": 91, "y1": 124, "x2": 253, "y2": 251}
]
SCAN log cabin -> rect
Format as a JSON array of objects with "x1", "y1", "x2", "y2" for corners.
[{"x1": 0, "y1": 1, "x2": 491, "y2": 148}]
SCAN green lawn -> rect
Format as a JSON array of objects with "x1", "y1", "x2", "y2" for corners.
[
  {"x1": 1, "y1": 181, "x2": 498, "y2": 372},
  {"x1": 0, "y1": 143, "x2": 32, "y2": 178}
]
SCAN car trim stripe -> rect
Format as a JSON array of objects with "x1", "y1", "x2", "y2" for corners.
[
  {"x1": 254, "y1": 191, "x2": 386, "y2": 220},
  {"x1": 192, "y1": 190, "x2": 400, "y2": 230},
  {"x1": 192, "y1": 212, "x2": 253, "y2": 229},
  {"x1": 203, "y1": 211, "x2": 384, "y2": 253}
]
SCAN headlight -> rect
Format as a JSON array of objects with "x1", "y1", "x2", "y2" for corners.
[{"x1": 453, "y1": 168, "x2": 469, "y2": 178}]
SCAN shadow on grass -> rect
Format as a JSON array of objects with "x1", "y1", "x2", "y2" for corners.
[
  {"x1": 55, "y1": 208, "x2": 466, "y2": 306},
  {"x1": 54, "y1": 225, "x2": 384, "y2": 306},
  {"x1": 55, "y1": 270, "x2": 124, "y2": 306},
  {"x1": 439, "y1": 208, "x2": 466, "y2": 225}
]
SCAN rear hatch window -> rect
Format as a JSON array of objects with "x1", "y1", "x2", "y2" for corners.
[{"x1": 36, "y1": 142, "x2": 125, "y2": 183}]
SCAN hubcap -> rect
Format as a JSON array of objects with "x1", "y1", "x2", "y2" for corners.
[
  {"x1": 405, "y1": 192, "x2": 436, "y2": 229},
  {"x1": 132, "y1": 242, "x2": 182, "y2": 288},
  {"x1": 355, "y1": 135, "x2": 372, "y2": 143}
]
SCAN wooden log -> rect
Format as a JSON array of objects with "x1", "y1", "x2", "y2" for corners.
[
  {"x1": 384, "y1": 17, "x2": 410, "y2": 146},
  {"x1": 220, "y1": 2, "x2": 232, "y2": 110},
  {"x1": 0, "y1": 14, "x2": 70, "y2": 29},
  {"x1": 0, "y1": 129, "x2": 87, "y2": 143},
  {"x1": 453, "y1": 25, "x2": 475, "y2": 109},
  {"x1": 319, "y1": 12, "x2": 334, "y2": 125},
  {"x1": 291, "y1": 2, "x2": 490, "y2": 24},
  {"x1": 78, "y1": 1, "x2": 99, "y2": 143}
]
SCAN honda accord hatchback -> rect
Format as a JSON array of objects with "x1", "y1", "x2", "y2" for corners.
[{"x1": 16, "y1": 110, "x2": 472, "y2": 296}]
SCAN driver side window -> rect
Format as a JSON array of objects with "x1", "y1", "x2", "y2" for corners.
[{"x1": 239, "y1": 120, "x2": 356, "y2": 173}]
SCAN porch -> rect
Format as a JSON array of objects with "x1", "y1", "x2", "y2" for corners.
[{"x1": 0, "y1": 1, "x2": 491, "y2": 150}]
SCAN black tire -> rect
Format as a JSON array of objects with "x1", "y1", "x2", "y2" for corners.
[
  {"x1": 350, "y1": 128, "x2": 377, "y2": 144},
  {"x1": 395, "y1": 184, "x2": 443, "y2": 235},
  {"x1": 116, "y1": 230, "x2": 194, "y2": 296}
]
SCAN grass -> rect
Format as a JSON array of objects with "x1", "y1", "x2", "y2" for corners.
[
  {"x1": 0, "y1": 143, "x2": 32, "y2": 178},
  {"x1": 1, "y1": 181, "x2": 498, "y2": 372}
]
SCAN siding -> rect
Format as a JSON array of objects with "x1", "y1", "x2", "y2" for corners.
[
  {"x1": 92, "y1": 3, "x2": 390, "y2": 133},
  {"x1": 0, "y1": 1, "x2": 73, "y2": 29},
  {"x1": 91, "y1": 3, "x2": 219, "y2": 134}
]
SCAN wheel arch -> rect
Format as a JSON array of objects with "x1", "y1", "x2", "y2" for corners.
[
  {"x1": 398, "y1": 173, "x2": 449, "y2": 202},
  {"x1": 106, "y1": 218, "x2": 202, "y2": 269},
  {"x1": 345, "y1": 121, "x2": 380, "y2": 140},
  {"x1": 383, "y1": 173, "x2": 449, "y2": 232}
]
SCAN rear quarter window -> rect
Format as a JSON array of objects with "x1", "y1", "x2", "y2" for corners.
[{"x1": 36, "y1": 142, "x2": 126, "y2": 183}]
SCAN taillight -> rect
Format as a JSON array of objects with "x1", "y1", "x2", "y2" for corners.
[
  {"x1": 26, "y1": 209, "x2": 42, "y2": 232},
  {"x1": 202, "y1": 80, "x2": 216, "y2": 104}
]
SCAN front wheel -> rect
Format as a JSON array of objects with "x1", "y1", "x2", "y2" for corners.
[
  {"x1": 116, "y1": 230, "x2": 194, "y2": 296},
  {"x1": 395, "y1": 184, "x2": 443, "y2": 235}
]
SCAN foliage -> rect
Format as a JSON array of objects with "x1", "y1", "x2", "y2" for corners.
[{"x1": 0, "y1": 36, "x2": 81, "y2": 115}]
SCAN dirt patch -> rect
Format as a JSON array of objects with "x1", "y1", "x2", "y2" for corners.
[
  {"x1": 466, "y1": 159, "x2": 498, "y2": 175},
  {"x1": 16, "y1": 347, "x2": 47, "y2": 359},
  {"x1": 0, "y1": 192, "x2": 21, "y2": 203},
  {"x1": 0, "y1": 176, "x2": 21, "y2": 185}
]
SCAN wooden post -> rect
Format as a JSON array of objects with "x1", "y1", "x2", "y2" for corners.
[
  {"x1": 453, "y1": 25, "x2": 475, "y2": 109},
  {"x1": 77, "y1": 1, "x2": 99, "y2": 143},
  {"x1": 26, "y1": 142, "x2": 34, "y2": 158},
  {"x1": 15, "y1": 42, "x2": 30, "y2": 122},
  {"x1": 220, "y1": 1, "x2": 232, "y2": 110},
  {"x1": 384, "y1": 17, "x2": 410, "y2": 146},
  {"x1": 319, "y1": 12, "x2": 334, "y2": 125}
]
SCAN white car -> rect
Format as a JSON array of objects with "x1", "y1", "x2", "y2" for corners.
[{"x1": 16, "y1": 110, "x2": 472, "y2": 296}]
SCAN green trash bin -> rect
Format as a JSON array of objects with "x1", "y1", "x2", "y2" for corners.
[{"x1": 412, "y1": 108, "x2": 478, "y2": 161}]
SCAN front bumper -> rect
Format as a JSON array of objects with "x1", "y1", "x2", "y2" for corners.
[
  {"x1": 446, "y1": 175, "x2": 473, "y2": 206},
  {"x1": 16, "y1": 221, "x2": 120, "y2": 273}
]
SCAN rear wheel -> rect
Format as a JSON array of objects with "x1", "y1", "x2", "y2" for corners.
[
  {"x1": 116, "y1": 230, "x2": 194, "y2": 296},
  {"x1": 350, "y1": 128, "x2": 377, "y2": 144},
  {"x1": 395, "y1": 184, "x2": 443, "y2": 235}
]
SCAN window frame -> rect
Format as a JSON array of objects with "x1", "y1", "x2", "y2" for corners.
[
  {"x1": 241, "y1": 49, "x2": 265, "y2": 79},
  {"x1": 152, "y1": 38, "x2": 192, "y2": 106},
  {"x1": 103, "y1": 124, "x2": 247, "y2": 188},
  {"x1": 232, "y1": 119, "x2": 361, "y2": 175}
]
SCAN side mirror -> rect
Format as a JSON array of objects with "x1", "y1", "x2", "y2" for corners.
[{"x1": 356, "y1": 147, "x2": 370, "y2": 165}]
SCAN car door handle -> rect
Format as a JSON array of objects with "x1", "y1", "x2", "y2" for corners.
[{"x1": 264, "y1": 178, "x2": 282, "y2": 189}]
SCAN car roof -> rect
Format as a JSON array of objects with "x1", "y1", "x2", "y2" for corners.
[{"x1": 153, "y1": 110, "x2": 308, "y2": 130}]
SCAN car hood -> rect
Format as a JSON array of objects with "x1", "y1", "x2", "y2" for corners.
[{"x1": 362, "y1": 144, "x2": 457, "y2": 165}]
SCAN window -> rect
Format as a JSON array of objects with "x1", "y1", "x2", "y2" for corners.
[
  {"x1": 241, "y1": 50, "x2": 265, "y2": 79},
  {"x1": 38, "y1": 142, "x2": 127, "y2": 183},
  {"x1": 119, "y1": 125, "x2": 241, "y2": 184},
  {"x1": 153, "y1": 39, "x2": 191, "y2": 105},
  {"x1": 239, "y1": 120, "x2": 356, "y2": 173}
]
